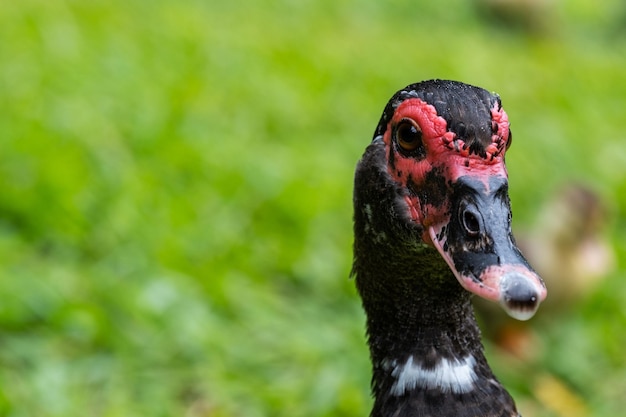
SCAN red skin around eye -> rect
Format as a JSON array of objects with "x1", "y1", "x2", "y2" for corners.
[{"x1": 383, "y1": 98, "x2": 511, "y2": 241}]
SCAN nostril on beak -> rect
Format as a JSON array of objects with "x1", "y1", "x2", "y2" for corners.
[
  {"x1": 499, "y1": 272, "x2": 541, "y2": 321},
  {"x1": 460, "y1": 204, "x2": 482, "y2": 238}
]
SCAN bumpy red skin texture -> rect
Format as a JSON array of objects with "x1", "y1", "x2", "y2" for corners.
[
  {"x1": 383, "y1": 98, "x2": 511, "y2": 244},
  {"x1": 383, "y1": 98, "x2": 547, "y2": 311}
]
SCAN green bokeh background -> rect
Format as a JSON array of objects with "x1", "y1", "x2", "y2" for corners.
[{"x1": 1, "y1": 1, "x2": 625, "y2": 416}]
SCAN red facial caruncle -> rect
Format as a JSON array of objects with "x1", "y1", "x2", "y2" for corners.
[
  {"x1": 381, "y1": 92, "x2": 545, "y2": 319},
  {"x1": 382, "y1": 97, "x2": 511, "y2": 241}
]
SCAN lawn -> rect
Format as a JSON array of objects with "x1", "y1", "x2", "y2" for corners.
[{"x1": 0, "y1": 0, "x2": 625, "y2": 416}]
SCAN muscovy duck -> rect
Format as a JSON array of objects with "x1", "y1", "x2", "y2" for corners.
[{"x1": 352, "y1": 80, "x2": 547, "y2": 417}]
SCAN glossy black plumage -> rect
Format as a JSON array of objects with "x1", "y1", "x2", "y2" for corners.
[{"x1": 352, "y1": 80, "x2": 542, "y2": 417}]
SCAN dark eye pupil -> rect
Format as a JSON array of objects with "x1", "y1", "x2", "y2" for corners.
[
  {"x1": 396, "y1": 120, "x2": 423, "y2": 153},
  {"x1": 400, "y1": 124, "x2": 419, "y2": 143}
]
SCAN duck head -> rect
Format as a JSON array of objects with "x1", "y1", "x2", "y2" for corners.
[{"x1": 359, "y1": 79, "x2": 546, "y2": 320}]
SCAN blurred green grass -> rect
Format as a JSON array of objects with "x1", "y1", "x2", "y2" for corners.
[{"x1": 0, "y1": 0, "x2": 626, "y2": 416}]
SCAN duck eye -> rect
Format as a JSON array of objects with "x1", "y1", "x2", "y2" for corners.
[{"x1": 395, "y1": 119, "x2": 423, "y2": 153}]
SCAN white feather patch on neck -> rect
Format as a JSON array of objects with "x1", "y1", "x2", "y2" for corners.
[{"x1": 390, "y1": 355, "x2": 477, "y2": 396}]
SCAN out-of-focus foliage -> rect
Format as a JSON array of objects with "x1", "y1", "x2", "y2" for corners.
[{"x1": 0, "y1": 0, "x2": 625, "y2": 416}]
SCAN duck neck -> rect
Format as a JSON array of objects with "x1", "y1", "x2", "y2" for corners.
[{"x1": 354, "y1": 245, "x2": 519, "y2": 417}]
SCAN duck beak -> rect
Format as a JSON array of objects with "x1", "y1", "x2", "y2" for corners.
[{"x1": 428, "y1": 175, "x2": 547, "y2": 320}]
